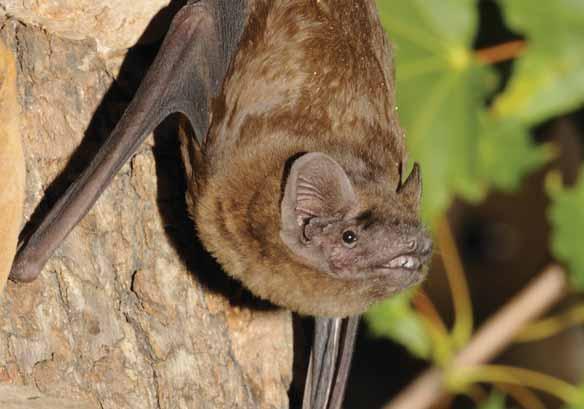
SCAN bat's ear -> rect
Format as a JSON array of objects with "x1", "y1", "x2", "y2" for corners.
[
  {"x1": 281, "y1": 152, "x2": 357, "y2": 235},
  {"x1": 397, "y1": 162, "x2": 422, "y2": 211}
]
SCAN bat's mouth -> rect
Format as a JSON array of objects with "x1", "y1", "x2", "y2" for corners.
[
  {"x1": 381, "y1": 234, "x2": 433, "y2": 274},
  {"x1": 329, "y1": 236, "x2": 432, "y2": 283},
  {"x1": 370, "y1": 250, "x2": 431, "y2": 287},
  {"x1": 372, "y1": 260, "x2": 423, "y2": 276},
  {"x1": 382, "y1": 254, "x2": 422, "y2": 270}
]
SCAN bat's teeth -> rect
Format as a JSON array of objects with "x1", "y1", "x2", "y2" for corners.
[
  {"x1": 389, "y1": 256, "x2": 404, "y2": 268},
  {"x1": 388, "y1": 255, "x2": 420, "y2": 270}
]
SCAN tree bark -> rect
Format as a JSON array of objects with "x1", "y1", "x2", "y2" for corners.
[
  {"x1": 0, "y1": 3, "x2": 293, "y2": 409},
  {"x1": 0, "y1": 35, "x2": 24, "y2": 293}
]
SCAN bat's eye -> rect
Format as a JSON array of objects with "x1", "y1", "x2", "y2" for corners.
[{"x1": 342, "y1": 230, "x2": 358, "y2": 247}]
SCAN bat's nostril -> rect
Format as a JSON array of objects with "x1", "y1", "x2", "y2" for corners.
[
  {"x1": 421, "y1": 236, "x2": 433, "y2": 254},
  {"x1": 406, "y1": 239, "x2": 417, "y2": 250}
]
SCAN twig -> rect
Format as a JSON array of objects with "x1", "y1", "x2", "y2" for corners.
[
  {"x1": 413, "y1": 290, "x2": 454, "y2": 365},
  {"x1": 476, "y1": 40, "x2": 526, "y2": 64},
  {"x1": 436, "y1": 216, "x2": 473, "y2": 347},
  {"x1": 453, "y1": 364, "x2": 580, "y2": 403},
  {"x1": 495, "y1": 383, "x2": 548, "y2": 409},
  {"x1": 383, "y1": 265, "x2": 568, "y2": 409},
  {"x1": 413, "y1": 290, "x2": 449, "y2": 338},
  {"x1": 515, "y1": 303, "x2": 584, "y2": 343}
]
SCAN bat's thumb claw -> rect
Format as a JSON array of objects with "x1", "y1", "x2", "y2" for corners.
[{"x1": 9, "y1": 253, "x2": 42, "y2": 283}]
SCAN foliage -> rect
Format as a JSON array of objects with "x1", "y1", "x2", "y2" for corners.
[
  {"x1": 366, "y1": 0, "x2": 584, "y2": 407},
  {"x1": 375, "y1": 0, "x2": 548, "y2": 224},
  {"x1": 548, "y1": 170, "x2": 584, "y2": 290},
  {"x1": 367, "y1": 290, "x2": 432, "y2": 359},
  {"x1": 493, "y1": 0, "x2": 584, "y2": 124},
  {"x1": 476, "y1": 393, "x2": 507, "y2": 409},
  {"x1": 562, "y1": 382, "x2": 584, "y2": 409}
]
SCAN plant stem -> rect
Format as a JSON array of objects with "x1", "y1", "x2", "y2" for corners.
[
  {"x1": 413, "y1": 290, "x2": 448, "y2": 336},
  {"x1": 383, "y1": 265, "x2": 567, "y2": 409},
  {"x1": 436, "y1": 216, "x2": 473, "y2": 348},
  {"x1": 476, "y1": 40, "x2": 526, "y2": 64},
  {"x1": 413, "y1": 290, "x2": 453, "y2": 365},
  {"x1": 452, "y1": 365, "x2": 580, "y2": 404},
  {"x1": 463, "y1": 384, "x2": 488, "y2": 407},
  {"x1": 495, "y1": 383, "x2": 547, "y2": 409},
  {"x1": 515, "y1": 304, "x2": 584, "y2": 343}
]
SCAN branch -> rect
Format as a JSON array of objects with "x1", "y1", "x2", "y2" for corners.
[
  {"x1": 383, "y1": 264, "x2": 568, "y2": 409},
  {"x1": 476, "y1": 40, "x2": 526, "y2": 64}
]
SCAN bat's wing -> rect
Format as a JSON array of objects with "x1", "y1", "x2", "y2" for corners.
[
  {"x1": 10, "y1": 0, "x2": 246, "y2": 282},
  {"x1": 302, "y1": 316, "x2": 360, "y2": 409}
]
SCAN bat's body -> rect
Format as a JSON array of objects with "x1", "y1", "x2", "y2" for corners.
[
  {"x1": 190, "y1": 0, "x2": 429, "y2": 318},
  {"x1": 10, "y1": 1, "x2": 432, "y2": 408}
]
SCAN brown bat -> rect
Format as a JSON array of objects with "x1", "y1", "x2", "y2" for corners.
[{"x1": 9, "y1": 0, "x2": 432, "y2": 408}]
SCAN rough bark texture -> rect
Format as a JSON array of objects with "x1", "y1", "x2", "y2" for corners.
[
  {"x1": 0, "y1": 37, "x2": 24, "y2": 293},
  {"x1": 0, "y1": 0, "x2": 172, "y2": 53},
  {"x1": 0, "y1": 384, "x2": 94, "y2": 409},
  {"x1": 0, "y1": 4, "x2": 293, "y2": 409}
]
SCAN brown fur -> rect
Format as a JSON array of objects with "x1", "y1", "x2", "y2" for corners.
[{"x1": 182, "y1": 0, "x2": 419, "y2": 317}]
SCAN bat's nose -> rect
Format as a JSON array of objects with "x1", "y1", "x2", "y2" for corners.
[
  {"x1": 403, "y1": 231, "x2": 432, "y2": 257},
  {"x1": 418, "y1": 235, "x2": 433, "y2": 255}
]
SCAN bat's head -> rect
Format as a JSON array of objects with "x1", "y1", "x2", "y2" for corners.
[{"x1": 280, "y1": 152, "x2": 431, "y2": 292}]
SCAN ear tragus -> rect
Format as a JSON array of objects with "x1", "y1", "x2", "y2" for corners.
[
  {"x1": 281, "y1": 152, "x2": 356, "y2": 230},
  {"x1": 397, "y1": 162, "x2": 422, "y2": 210}
]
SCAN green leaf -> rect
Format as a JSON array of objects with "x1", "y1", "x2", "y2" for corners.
[
  {"x1": 548, "y1": 169, "x2": 584, "y2": 290},
  {"x1": 377, "y1": 1, "x2": 552, "y2": 224},
  {"x1": 365, "y1": 291, "x2": 432, "y2": 359},
  {"x1": 377, "y1": 1, "x2": 547, "y2": 224},
  {"x1": 477, "y1": 116, "x2": 552, "y2": 192},
  {"x1": 378, "y1": 0, "x2": 490, "y2": 222},
  {"x1": 476, "y1": 392, "x2": 507, "y2": 409},
  {"x1": 561, "y1": 383, "x2": 584, "y2": 409},
  {"x1": 564, "y1": 401, "x2": 584, "y2": 409},
  {"x1": 494, "y1": 0, "x2": 584, "y2": 124}
]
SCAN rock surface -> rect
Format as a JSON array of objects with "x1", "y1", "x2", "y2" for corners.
[
  {"x1": 0, "y1": 384, "x2": 95, "y2": 409},
  {"x1": 0, "y1": 38, "x2": 24, "y2": 293},
  {"x1": 0, "y1": 4, "x2": 293, "y2": 408},
  {"x1": 0, "y1": 0, "x2": 172, "y2": 53}
]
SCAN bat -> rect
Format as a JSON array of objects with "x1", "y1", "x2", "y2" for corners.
[{"x1": 9, "y1": 1, "x2": 432, "y2": 408}]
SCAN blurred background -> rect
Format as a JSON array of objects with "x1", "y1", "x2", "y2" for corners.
[{"x1": 346, "y1": 1, "x2": 584, "y2": 408}]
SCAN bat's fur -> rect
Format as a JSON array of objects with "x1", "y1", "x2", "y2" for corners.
[{"x1": 181, "y1": 0, "x2": 429, "y2": 316}]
